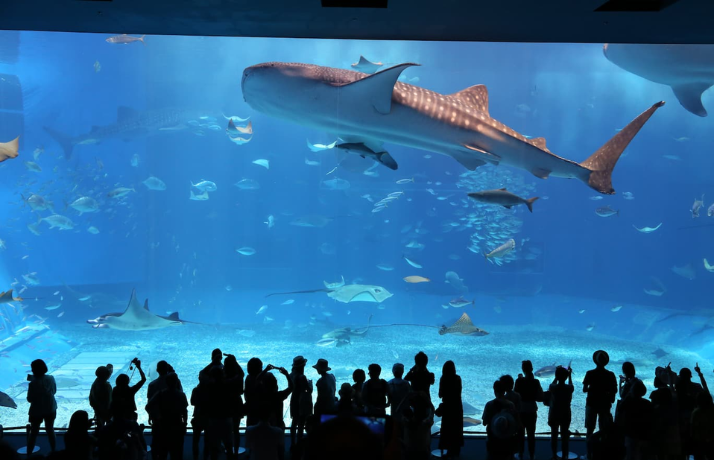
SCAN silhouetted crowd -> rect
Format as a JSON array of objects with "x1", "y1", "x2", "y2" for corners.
[{"x1": 1, "y1": 348, "x2": 713, "y2": 460}]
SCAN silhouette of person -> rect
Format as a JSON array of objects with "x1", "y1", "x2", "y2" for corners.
[
  {"x1": 691, "y1": 391, "x2": 714, "y2": 460},
  {"x1": 63, "y1": 410, "x2": 96, "y2": 460},
  {"x1": 500, "y1": 375, "x2": 522, "y2": 414},
  {"x1": 89, "y1": 364, "x2": 113, "y2": 428},
  {"x1": 0, "y1": 440, "x2": 20, "y2": 460},
  {"x1": 405, "y1": 351, "x2": 435, "y2": 406},
  {"x1": 199, "y1": 349, "x2": 224, "y2": 383},
  {"x1": 146, "y1": 372, "x2": 188, "y2": 460},
  {"x1": 224, "y1": 353, "x2": 245, "y2": 456},
  {"x1": 338, "y1": 382, "x2": 357, "y2": 414},
  {"x1": 26, "y1": 358, "x2": 57, "y2": 455},
  {"x1": 244, "y1": 357, "x2": 264, "y2": 427},
  {"x1": 583, "y1": 350, "x2": 617, "y2": 456},
  {"x1": 190, "y1": 378, "x2": 210, "y2": 460},
  {"x1": 483, "y1": 379, "x2": 519, "y2": 460},
  {"x1": 289, "y1": 355, "x2": 312, "y2": 449},
  {"x1": 362, "y1": 363, "x2": 389, "y2": 416},
  {"x1": 387, "y1": 363, "x2": 411, "y2": 422},
  {"x1": 205, "y1": 365, "x2": 234, "y2": 460},
  {"x1": 403, "y1": 391, "x2": 434, "y2": 460},
  {"x1": 111, "y1": 358, "x2": 146, "y2": 422},
  {"x1": 304, "y1": 414, "x2": 383, "y2": 460},
  {"x1": 245, "y1": 405, "x2": 285, "y2": 460},
  {"x1": 676, "y1": 366, "x2": 704, "y2": 458},
  {"x1": 351, "y1": 368, "x2": 366, "y2": 414},
  {"x1": 621, "y1": 379, "x2": 652, "y2": 460},
  {"x1": 649, "y1": 374, "x2": 681, "y2": 460},
  {"x1": 255, "y1": 364, "x2": 293, "y2": 429},
  {"x1": 549, "y1": 365, "x2": 574, "y2": 460},
  {"x1": 148, "y1": 361, "x2": 184, "y2": 401},
  {"x1": 437, "y1": 360, "x2": 463, "y2": 458},
  {"x1": 313, "y1": 359, "x2": 337, "y2": 418},
  {"x1": 615, "y1": 361, "x2": 641, "y2": 427},
  {"x1": 514, "y1": 360, "x2": 543, "y2": 460}
]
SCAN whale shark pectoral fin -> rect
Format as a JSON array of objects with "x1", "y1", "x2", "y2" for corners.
[
  {"x1": 341, "y1": 63, "x2": 418, "y2": 114},
  {"x1": 672, "y1": 82, "x2": 711, "y2": 117},
  {"x1": 531, "y1": 168, "x2": 551, "y2": 179}
]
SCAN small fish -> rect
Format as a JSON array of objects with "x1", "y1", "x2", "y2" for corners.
[
  {"x1": 484, "y1": 239, "x2": 515, "y2": 260},
  {"x1": 225, "y1": 285, "x2": 233, "y2": 292},
  {"x1": 403, "y1": 255, "x2": 422, "y2": 269},
  {"x1": 305, "y1": 158, "x2": 320, "y2": 166},
  {"x1": 45, "y1": 304, "x2": 61, "y2": 311},
  {"x1": 107, "y1": 187, "x2": 135, "y2": 198},
  {"x1": 53, "y1": 291, "x2": 59, "y2": 296},
  {"x1": 404, "y1": 276, "x2": 430, "y2": 283},
  {"x1": 191, "y1": 180, "x2": 217, "y2": 192},
  {"x1": 467, "y1": 188, "x2": 539, "y2": 213},
  {"x1": 234, "y1": 179, "x2": 260, "y2": 190},
  {"x1": 623, "y1": 192, "x2": 635, "y2": 200},
  {"x1": 611, "y1": 305, "x2": 623, "y2": 312},
  {"x1": 595, "y1": 206, "x2": 619, "y2": 218},
  {"x1": 57, "y1": 312, "x2": 64, "y2": 318},
  {"x1": 306, "y1": 139, "x2": 337, "y2": 152},
  {"x1": 143, "y1": 176, "x2": 167, "y2": 191},
  {"x1": 237, "y1": 329, "x2": 256, "y2": 338},
  {"x1": 372, "y1": 206, "x2": 387, "y2": 213},
  {"x1": 578, "y1": 309, "x2": 586, "y2": 314},
  {"x1": 396, "y1": 178, "x2": 414, "y2": 185},
  {"x1": 22, "y1": 255, "x2": 29, "y2": 260},
  {"x1": 252, "y1": 159, "x2": 270, "y2": 169},
  {"x1": 130, "y1": 153, "x2": 140, "y2": 167},
  {"x1": 236, "y1": 247, "x2": 256, "y2": 256},
  {"x1": 449, "y1": 298, "x2": 474, "y2": 308},
  {"x1": 256, "y1": 305, "x2": 268, "y2": 315},
  {"x1": 93, "y1": 61, "x2": 101, "y2": 73},
  {"x1": 704, "y1": 259, "x2": 714, "y2": 273},
  {"x1": 264, "y1": 215, "x2": 275, "y2": 229},
  {"x1": 662, "y1": 154, "x2": 682, "y2": 161},
  {"x1": 708, "y1": 203, "x2": 714, "y2": 217},
  {"x1": 79, "y1": 296, "x2": 91, "y2": 301},
  {"x1": 25, "y1": 161, "x2": 42, "y2": 172},
  {"x1": 586, "y1": 324, "x2": 595, "y2": 332},
  {"x1": 87, "y1": 226, "x2": 100, "y2": 235},
  {"x1": 106, "y1": 34, "x2": 146, "y2": 46},
  {"x1": 376, "y1": 264, "x2": 394, "y2": 271},
  {"x1": 692, "y1": 194, "x2": 705, "y2": 218},
  {"x1": 281, "y1": 299, "x2": 295, "y2": 305},
  {"x1": 589, "y1": 196, "x2": 604, "y2": 201}
]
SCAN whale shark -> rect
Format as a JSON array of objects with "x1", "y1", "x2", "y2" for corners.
[
  {"x1": 604, "y1": 44, "x2": 714, "y2": 117},
  {"x1": 242, "y1": 61, "x2": 664, "y2": 195},
  {"x1": 44, "y1": 106, "x2": 211, "y2": 159},
  {"x1": 86, "y1": 289, "x2": 184, "y2": 331}
]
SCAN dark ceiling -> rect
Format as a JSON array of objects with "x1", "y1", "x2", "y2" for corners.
[{"x1": 0, "y1": 0, "x2": 712, "y2": 44}]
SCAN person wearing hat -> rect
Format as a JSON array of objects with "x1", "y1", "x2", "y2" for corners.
[
  {"x1": 313, "y1": 358, "x2": 337, "y2": 418},
  {"x1": 289, "y1": 355, "x2": 312, "y2": 449},
  {"x1": 583, "y1": 350, "x2": 617, "y2": 453},
  {"x1": 89, "y1": 364, "x2": 113, "y2": 428}
]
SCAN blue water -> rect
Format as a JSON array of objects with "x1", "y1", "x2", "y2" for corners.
[{"x1": 1, "y1": 32, "x2": 713, "y2": 428}]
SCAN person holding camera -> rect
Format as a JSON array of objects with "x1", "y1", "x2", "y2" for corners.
[
  {"x1": 111, "y1": 357, "x2": 147, "y2": 421},
  {"x1": 26, "y1": 359, "x2": 57, "y2": 456}
]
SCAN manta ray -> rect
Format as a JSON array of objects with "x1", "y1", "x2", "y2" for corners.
[
  {"x1": 242, "y1": 61, "x2": 663, "y2": 194},
  {"x1": 266, "y1": 284, "x2": 393, "y2": 303},
  {"x1": 87, "y1": 289, "x2": 184, "y2": 331},
  {"x1": 438, "y1": 312, "x2": 488, "y2": 336},
  {"x1": 604, "y1": 44, "x2": 714, "y2": 117},
  {"x1": 0, "y1": 289, "x2": 23, "y2": 304}
]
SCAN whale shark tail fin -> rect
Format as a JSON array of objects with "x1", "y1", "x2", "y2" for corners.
[{"x1": 580, "y1": 101, "x2": 665, "y2": 195}]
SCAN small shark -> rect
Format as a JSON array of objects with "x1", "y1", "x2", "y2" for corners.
[
  {"x1": 604, "y1": 44, "x2": 714, "y2": 117},
  {"x1": 242, "y1": 61, "x2": 663, "y2": 194},
  {"x1": 44, "y1": 106, "x2": 209, "y2": 159},
  {"x1": 87, "y1": 289, "x2": 184, "y2": 331},
  {"x1": 534, "y1": 359, "x2": 572, "y2": 378},
  {"x1": 438, "y1": 312, "x2": 488, "y2": 336}
]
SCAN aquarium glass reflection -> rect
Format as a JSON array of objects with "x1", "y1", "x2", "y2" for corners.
[{"x1": 0, "y1": 32, "x2": 713, "y2": 431}]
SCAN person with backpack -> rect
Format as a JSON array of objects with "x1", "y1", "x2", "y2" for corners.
[
  {"x1": 515, "y1": 360, "x2": 543, "y2": 460},
  {"x1": 549, "y1": 365, "x2": 574, "y2": 460},
  {"x1": 483, "y1": 379, "x2": 520, "y2": 460}
]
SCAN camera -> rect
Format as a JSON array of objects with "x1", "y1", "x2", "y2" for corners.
[
  {"x1": 27, "y1": 374, "x2": 34, "y2": 382},
  {"x1": 129, "y1": 357, "x2": 141, "y2": 370}
]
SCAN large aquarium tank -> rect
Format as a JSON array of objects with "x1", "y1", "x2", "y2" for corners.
[{"x1": 0, "y1": 32, "x2": 713, "y2": 434}]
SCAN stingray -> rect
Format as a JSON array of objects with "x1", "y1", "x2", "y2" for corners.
[
  {"x1": 438, "y1": 313, "x2": 489, "y2": 336},
  {"x1": 0, "y1": 289, "x2": 23, "y2": 304},
  {"x1": 86, "y1": 289, "x2": 184, "y2": 331},
  {"x1": 672, "y1": 263, "x2": 696, "y2": 280},
  {"x1": 322, "y1": 314, "x2": 373, "y2": 339},
  {"x1": 652, "y1": 347, "x2": 669, "y2": 359},
  {"x1": 267, "y1": 284, "x2": 393, "y2": 303}
]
